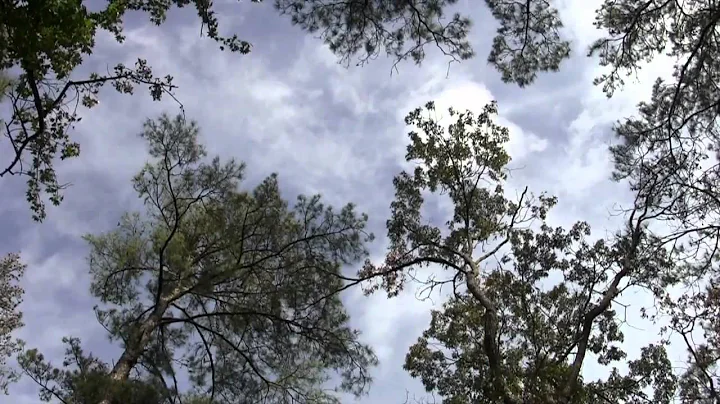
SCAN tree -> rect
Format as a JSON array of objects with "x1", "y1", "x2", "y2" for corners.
[
  {"x1": 359, "y1": 102, "x2": 683, "y2": 403},
  {"x1": 20, "y1": 114, "x2": 377, "y2": 403},
  {"x1": 440, "y1": 1, "x2": 720, "y2": 400},
  {"x1": 404, "y1": 0, "x2": 720, "y2": 398},
  {"x1": 587, "y1": 1, "x2": 720, "y2": 401},
  {"x1": 0, "y1": 253, "x2": 25, "y2": 395},
  {"x1": 0, "y1": 0, "x2": 585, "y2": 222}
]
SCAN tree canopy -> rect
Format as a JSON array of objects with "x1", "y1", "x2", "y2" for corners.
[
  {"x1": 429, "y1": 2, "x2": 720, "y2": 399},
  {"x1": 19, "y1": 114, "x2": 377, "y2": 403},
  {"x1": 360, "y1": 101, "x2": 714, "y2": 403},
  {"x1": 0, "y1": 0, "x2": 469, "y2": 221},
  {"x1": 8, "y1": 0, "x2": 720, "y2": 403}
]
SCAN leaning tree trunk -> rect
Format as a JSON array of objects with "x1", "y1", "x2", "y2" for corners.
[{"x1": 99, "y1": 302, "x2": 168, "y2": 404}]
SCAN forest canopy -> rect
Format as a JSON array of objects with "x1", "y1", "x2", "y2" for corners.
[{"x1": 3, "y1": 0, "x2": 720, "y2": 403}]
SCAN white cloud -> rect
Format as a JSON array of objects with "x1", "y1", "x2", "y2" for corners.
[{"x1": 399, "y1": 75, "x2": 549, "y2": 163}]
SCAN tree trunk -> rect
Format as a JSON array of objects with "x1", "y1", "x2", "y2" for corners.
[{"x1": 98, "y1": 303, "x2": 167, "y2": 404}]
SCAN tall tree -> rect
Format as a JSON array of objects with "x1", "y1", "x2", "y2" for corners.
[
  {"x1": 359, "y1": 102, "x2": 681, "y2": 403},
  {"x1": 0, "y1": 253, "x2": 25, "y2": 395},
  {"x1": 461, "y1": 1, "x2": 720, "y2": 399},
  {"x1": 372, "y1": 0, "x2": 720, "y2": 398},
  {"x1": 589, "y1": 1, "x2": 720, "y2": 401},
  {"x1": 19, "y1": 114, "x2": 377, "y2": 403}
]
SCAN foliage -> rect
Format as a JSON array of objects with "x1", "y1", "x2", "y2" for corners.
[
  {"x1": 585, "y1": 1, "x2": 720, "y2": 401},
  {"x1": 0, "y1": 0, "x2": 598, "y2": 222},
  {"x1": 20, "y1": 114, "x2": 377, "y2": 403},
  {"x1": 274, "y1": 0, "x2": 473, "y2": 67},
  {"x1": 18, "y1": 337, "x2": 165, "y2": 404},
  {"x1": 0, "y1": 253, "x2": 25, "y2": 395},
  {"x1": 0, "y1": 0, "x2": 472, "y2": 222},
  {"x1": 13, "y1": 0, "x2": 720, "y2": 401},
  {"x1": 0, "y1": 0, "x2": 178, "y2": 221},
  {"x1": 485, "y1": 0, "x2": 570, "y2": 87},
  {"x1": 394, "y1": 0, "x2": 720, "y2": 400},
  {"x1": 360, "y1": 102, "x2": 683, "y2": 403}
]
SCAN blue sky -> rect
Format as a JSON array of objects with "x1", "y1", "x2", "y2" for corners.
[{"x1": 1, "y1": 0, "x2": 683, "y2": 402}]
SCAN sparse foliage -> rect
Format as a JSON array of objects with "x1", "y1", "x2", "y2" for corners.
[
  {"x1": 20, "y1": 114, "x2": 377, "y2": 403},
  {"x1": 589, "y1": 1, "x2": 720, "y2": 402},
  {"x1": 274, "y1": 0, "x2": 474, "y2": 67}
]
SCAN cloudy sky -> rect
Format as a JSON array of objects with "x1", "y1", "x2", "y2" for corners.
[{"x1": 1, "y1": 0, "x2": 683, "y2": 403}]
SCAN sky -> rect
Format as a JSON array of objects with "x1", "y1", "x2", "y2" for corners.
[{"x1": 0, "y1": 0, "x2": 683, "y2": 403}]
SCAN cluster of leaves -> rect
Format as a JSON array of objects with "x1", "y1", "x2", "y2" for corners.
[
  {"x1": 0, "y1": 253, "x2": 25, "y2": 395},
  {"x1": 485, "y1": 0, "x2": 570, "y2": 87},
  {"x1": 21, "y1": 114, "x2": 377, "y2": 403},
  {"x1": 0, "y1": 0, "x2": 179, "y2": 221},
  {"x1": 274, "y1": 0, "x2": 474, "y2": 68}
]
